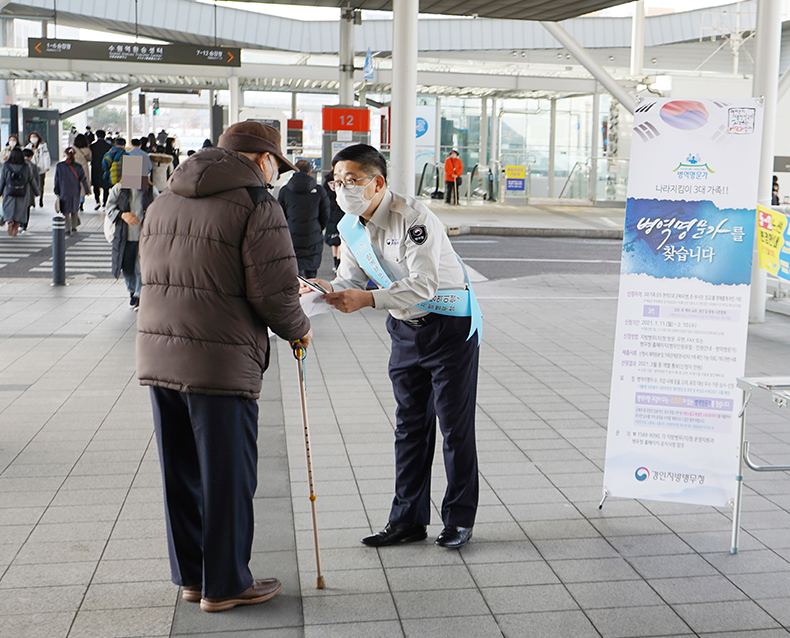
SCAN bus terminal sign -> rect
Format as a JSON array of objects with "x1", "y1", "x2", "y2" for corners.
[{"x1": 28, "y1": 39, "x2": 241, "y2": 67}]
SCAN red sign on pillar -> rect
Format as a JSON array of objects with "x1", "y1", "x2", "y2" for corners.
[{"x1": 322, "y1": 107, "x2": 370, "y2": 133}]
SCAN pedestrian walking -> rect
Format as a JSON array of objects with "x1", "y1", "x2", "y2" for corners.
[
  {"x1": 0, "y1": 147, "x2": 40, "y2": 236},
  {"x1": 102, "y1": 137, "x2": 127, "y2": 188},
  {"x1": 53, "y1": 148, "x2": 90, "y2": 236},
  {"x1": 148, "y1": 151, "x2": 173, "y2": 192},
  {"x1": 323, "y1": 169, "x2": 345, "y2": 272},
  {"x1": 25, "y1": 132, "x2": 50, "y2": 208},
  {"x1": 164, "y1": 137, "x2": 180, "y2": 169},
  {"x1": 84, "y1": 126, "x2": 95, "y2": 145},
  {"x1": 106, "y1": 180, "x2": 157, "y2": 309},
  {"x1": 308, "y1": 144, "x2": 482, "y2": 550},
  {"x1": 90, "y1": 130, "x2": 112, "y2": 209},
  {"x1": 136, "y1": 120, "x2": 312, "y2": 612},
  {"x1": 278, "y1": 160, "x2": 329, "y2": 279},
  {"x1": 72, "y1": 134, "x2": 92, "y2": 212},
  {"x1": 444, "y1": 150, "x2": 463, "y2": 205},
  {"x1": 21, "y1": 148, "x2": 39, "y2": 232},
  {"x1": 129, "y1": 138, "x2": 152, "y2": 177},
  {"x1": 0, "y1": 135, "x2": 19, "y2": 164}
]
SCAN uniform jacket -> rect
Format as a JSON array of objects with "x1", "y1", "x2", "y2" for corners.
[
  {"x1": 136, "y1": 146, "x2": 310, "y2": 399},
  {"x1": 53, "y1": 161, "x2": 89, "y2": 215},
  {"x1": 277, "y1": 171, "x2": 329, "y2": 271},
  {"x1": 0, "y1": 162, "x2": 40, "y2": 223},
  {"x1": 332, "y1": 190, "x2": 466, "y2": 321}
]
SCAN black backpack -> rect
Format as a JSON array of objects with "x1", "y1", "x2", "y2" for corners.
[{"x1": 5, "y1": 167, "x2": 27, "y2": 198}]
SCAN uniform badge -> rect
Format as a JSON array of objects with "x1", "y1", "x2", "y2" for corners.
[{"x1": 408, "y1": 225, "x2": 427, "y2": 245}]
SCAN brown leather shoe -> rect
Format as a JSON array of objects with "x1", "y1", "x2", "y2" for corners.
[
  {"x1": 182, "y1": 585, "x2": 201, "y2": 602},
  {"x1": 200, "y1": 578, "x2": 281, "y2": 612}
]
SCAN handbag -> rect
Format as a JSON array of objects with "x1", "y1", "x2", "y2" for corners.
[{"x1": 103, "y1": 213, "x2": 115, "y2": 243}]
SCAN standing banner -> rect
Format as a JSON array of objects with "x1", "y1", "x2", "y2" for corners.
[
  {"x1": 603, "y1": 98, "x2": 763, "y2": 507},
  {"x1": 756, "y1": 204, "x2": 790, "y2": 280}
]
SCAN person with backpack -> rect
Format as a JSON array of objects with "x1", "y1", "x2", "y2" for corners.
[
  {"x1": 0, "y1": 147, "x2": 40, "y2": 236},
  {"x1": 102, "y1": 137, "x2": 128, "y2": 189},
  {"x1": 25, "y1": 132, "x2": 51, "y2": 208},
  {"x1": 53, "y1": 148, "x2": 90, "y2": 236}
]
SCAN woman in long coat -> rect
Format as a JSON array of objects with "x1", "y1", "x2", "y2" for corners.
[
  {"x1": 0, "y1": 147, "x2": 40, "y2": 236},
  {"x1": 25, "y1": 132, "x2": 50, "y2": 208},
  {"x1": 72, "y1": 134, "x2": 92, "y2": 212},
  {"x1": 53, "y1": 148, "x2": 90, "y2": 236}
]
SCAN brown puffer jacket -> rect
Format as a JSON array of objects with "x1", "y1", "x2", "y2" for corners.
[{"x1": 136, "y1": 146, "x2": 310, "y2": 399}]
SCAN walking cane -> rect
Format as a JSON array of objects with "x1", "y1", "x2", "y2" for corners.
[{"x1": 292, "y1": 343, "x2": 326, "y2": 589}]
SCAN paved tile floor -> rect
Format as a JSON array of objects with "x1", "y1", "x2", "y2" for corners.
[{"x1": 1, "y1": 271, "x2": 790, "y2": 637}]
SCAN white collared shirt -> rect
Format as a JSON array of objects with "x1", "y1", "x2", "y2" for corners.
[{"x1": 331, "y1": 189, "x2": 466, "y2": 320}]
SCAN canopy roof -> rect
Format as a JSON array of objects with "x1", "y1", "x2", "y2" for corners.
[{"x1": 230, "y1": 0, "x2": 633, "y2": 21}]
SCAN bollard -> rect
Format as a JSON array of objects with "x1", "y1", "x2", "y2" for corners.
[{"x1": 52, "y1": 215, "x2": 66, "y2": 286}]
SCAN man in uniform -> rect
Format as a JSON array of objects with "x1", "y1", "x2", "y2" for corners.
[{"x1": 307, "y1": 144, "x2": 482, "y2": 549}]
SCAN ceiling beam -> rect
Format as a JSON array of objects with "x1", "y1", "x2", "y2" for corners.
[{"x1": 60, "y1": 84, "x2": 138, "y2": 120}]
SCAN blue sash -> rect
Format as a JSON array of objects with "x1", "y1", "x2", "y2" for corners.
[{"x1": 338, "y1": 214, "x2": 482, "y2": 344}]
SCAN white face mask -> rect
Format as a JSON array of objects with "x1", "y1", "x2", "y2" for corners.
[
  {"x1": 336, "y1": 181, "x2": 374, "y2": 217},
  {"x1": 8, "y1": 140, "x2": 16, "y2": 147},
  {"x1": 267, "y1": 156, "x2": 279, "y2": 184},
  {"x1": 30, "y1": 137, "x2": 39, "y2": 144}
]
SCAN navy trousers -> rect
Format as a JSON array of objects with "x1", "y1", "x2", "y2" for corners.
[
  {"x1": 386, "y1": 313, "x2": 480, "y2": 528},
  {"x1": 150, "y1": 387, "x2": 258, "y2": 599}
]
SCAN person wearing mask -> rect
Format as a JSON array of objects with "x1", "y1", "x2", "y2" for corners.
[
  {"x1": 146, "y1": 133, "x2": 158, "y2": 152},
  {"x1": 444, "y1": 150, "x2": 463, "y2": 205},
  {"x1": 72, "y1": 134, "x2": 92, "y2": 212},
  {"x1": 136, "y1": 120, "x2": 311, "y2": 612},
  {"x1": 90, "y1": 130, "x2": 112, "y2": 210},
  {"x1": 25, "y1": 132, "x2": 51, "y2": 208},
  {"x1": 1, "y1": 135, "x2": 19, "y2": 164},
  {"x1": 322, "y1": 169, "x2": 346, "y2": 273},
  {"x1": 84, "y1": 126, "x2": 95, "y2": 145},
  {"x1": 21, "y1": 148, "x2": 39, "y2": 232},
  {"x1": 68, "y1": 125, "x2": 78, "y2": 148},
  {"x1": 106, "y1": 178, "x2": 158, "y2": 309},
  {"x1": 129, "y1": 138, "x2": 152, "y2": 177},
  {"x1": 102, "y1": 137, "x2": 128, "y2": 188},
  {"x1": 278, "y1": 160, "x2": 329, "y2": 279},
  {"x1": 54, "y1": 148, "x2": 90, "y2": 236},
  {"x1": 306, "y1": 144, "x2": 482, "y2": 550},
  {"x1": 0, "y1": 147, "x2": 40, "y2": 236}
]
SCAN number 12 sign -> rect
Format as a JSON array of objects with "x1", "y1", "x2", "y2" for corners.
[{"x1": 322, "y1": 107, "x2": 370, "y2": 133}]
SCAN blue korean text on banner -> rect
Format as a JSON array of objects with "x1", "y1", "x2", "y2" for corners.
[
  {"x1": 363, "y1": 48, "x2": 374, "y2": 81},
  {"x1": 338, "y1": 214, "x2": 482, "y2": 344}
]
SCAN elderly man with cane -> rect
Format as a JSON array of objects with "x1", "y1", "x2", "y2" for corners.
[{"x1": 137, "y1": 121, "x2": 312, "y2": 612}]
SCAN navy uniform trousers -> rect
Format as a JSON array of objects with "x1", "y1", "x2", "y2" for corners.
[
  {"x1": 385, "y1": 313, "x2": 480, "y2": 528},
  {"x1": 150, "y1": 387, "x2": 258, "y2": 600}
]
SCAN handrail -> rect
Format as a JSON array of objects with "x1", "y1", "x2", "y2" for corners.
[
  {"x1": 743, "y1": 441, "x2": 790, "y2": 472},
  {"x1": 559, "y1": 156, "x2": 631, "y2": 199},
  {"x1": 559, "y1": 161, "x2": 589, "y2": 199},
  {"x1": 417, "y1": 161, "x2": 436, "y2": 197}
]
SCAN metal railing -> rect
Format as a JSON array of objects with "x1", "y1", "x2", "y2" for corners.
[
  {"x1": 559, "y1": 156, "x2": 630, "y2": 202},
  {"x1": 497, "y1": 153, "x2": 536, "y2": 202}
]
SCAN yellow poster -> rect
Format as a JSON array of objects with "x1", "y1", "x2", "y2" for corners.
[
  {"x1": 505, "y1": 166, "x2": 525, "y2": 179},
  {"x1": 756, "y1": 204, "x2": 788, "y2": 277}
]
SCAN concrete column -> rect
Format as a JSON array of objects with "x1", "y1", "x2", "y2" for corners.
[
  {"x1": 630, "y1": 0, "x2": 645, "y2": 77},
  {"x1": 229, "y1": 75, "x2": 240, "y2": 125},
  {"x1": 434, "y1": 96, "x2": 442, "y2": 165},
  {"x1": 390, "y1": 0, "x2": 418, "y2": 196},
  {"x1": 589, "y1": 86, "x2": 600, "y2": 201},
  {"x1": 291, "y1": 92, "x2": 297, "y2": 119},
  {"x1": 479, "y1": 97, "x2": 488, "y2": 167},
  {"x1": 126, "y1": 91, "x2": 133, "y2": 139},
  {"x1": 358, "y1": 84, "x2": 367, "y2": 108},
  {"x1": 490, "y1": 97, "x2": 498, "y2": 168},
  {"x1": 548, "y1": 98, "x2": 557, "y2": 198},
  {"x1": 749, "y1": 0, "x2": 781, "y2": 323},
  {"x1": 339, "y1": 10, "x2": 355, "y2": 105}
]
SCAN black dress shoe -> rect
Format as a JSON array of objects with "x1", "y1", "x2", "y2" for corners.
[
  {"x1": 361, "y1": 522, "x2": 427, "y2": 547},
  {"x1": 435, "y1": 526, "x2": 473, "y2": 548}
]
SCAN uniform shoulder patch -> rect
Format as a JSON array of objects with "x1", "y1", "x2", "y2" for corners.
[{"x1": 408, "y1": 224, "x2": 427, "y2": 245}]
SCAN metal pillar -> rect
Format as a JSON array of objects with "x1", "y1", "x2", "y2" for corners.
[
  {"x1": 339, "y1": 10, "x2": 355, "y2": 105},
  {"x1": 589, "y1": 86, "x2": 600, "y2": 201},
  {"x1": 479, "y1": 97, "x2": 488, "y2": 167},
  {"x1": 291, "y1": 92, "x2": 298, "y2": 119},
  {"x1": 390, "y1": 0, "x2": 418, "y2": 196},
  {"x1": 542, "y1": 21, "x2": 635, "y2": 115},
  {"x1": 630, "y1": 0, "x2": 645, "y2": 77},
  {"x1": 229, "y1": 75, "x2": 240, "y2": 125},
  {"x1": 749, "y1": 0, "x2": 781, "y2": 323},
  {"x1": 434, "y1": 96, "x2": 442, "y2": 164},
  {"x1": 548, "y1": 98, "x2": 557, "y2": 198},
  {"x1": 490, "y1": 97, "x2": 498, "y2": 168},
  {"x1": 52, "y1": 216, "x2": 66, "y2": 286},
  {"x1": 126, "y1": 91, "x2": 133, "y2": 139}
]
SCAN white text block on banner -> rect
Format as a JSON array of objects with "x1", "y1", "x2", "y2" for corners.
[{"x1": 603, "y1": 98, "x2": 763, "y2": 507}]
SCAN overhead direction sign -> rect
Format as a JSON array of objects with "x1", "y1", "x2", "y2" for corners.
[{"x1": 28, "y1": 38, "x2": 241, "y2": 67}]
